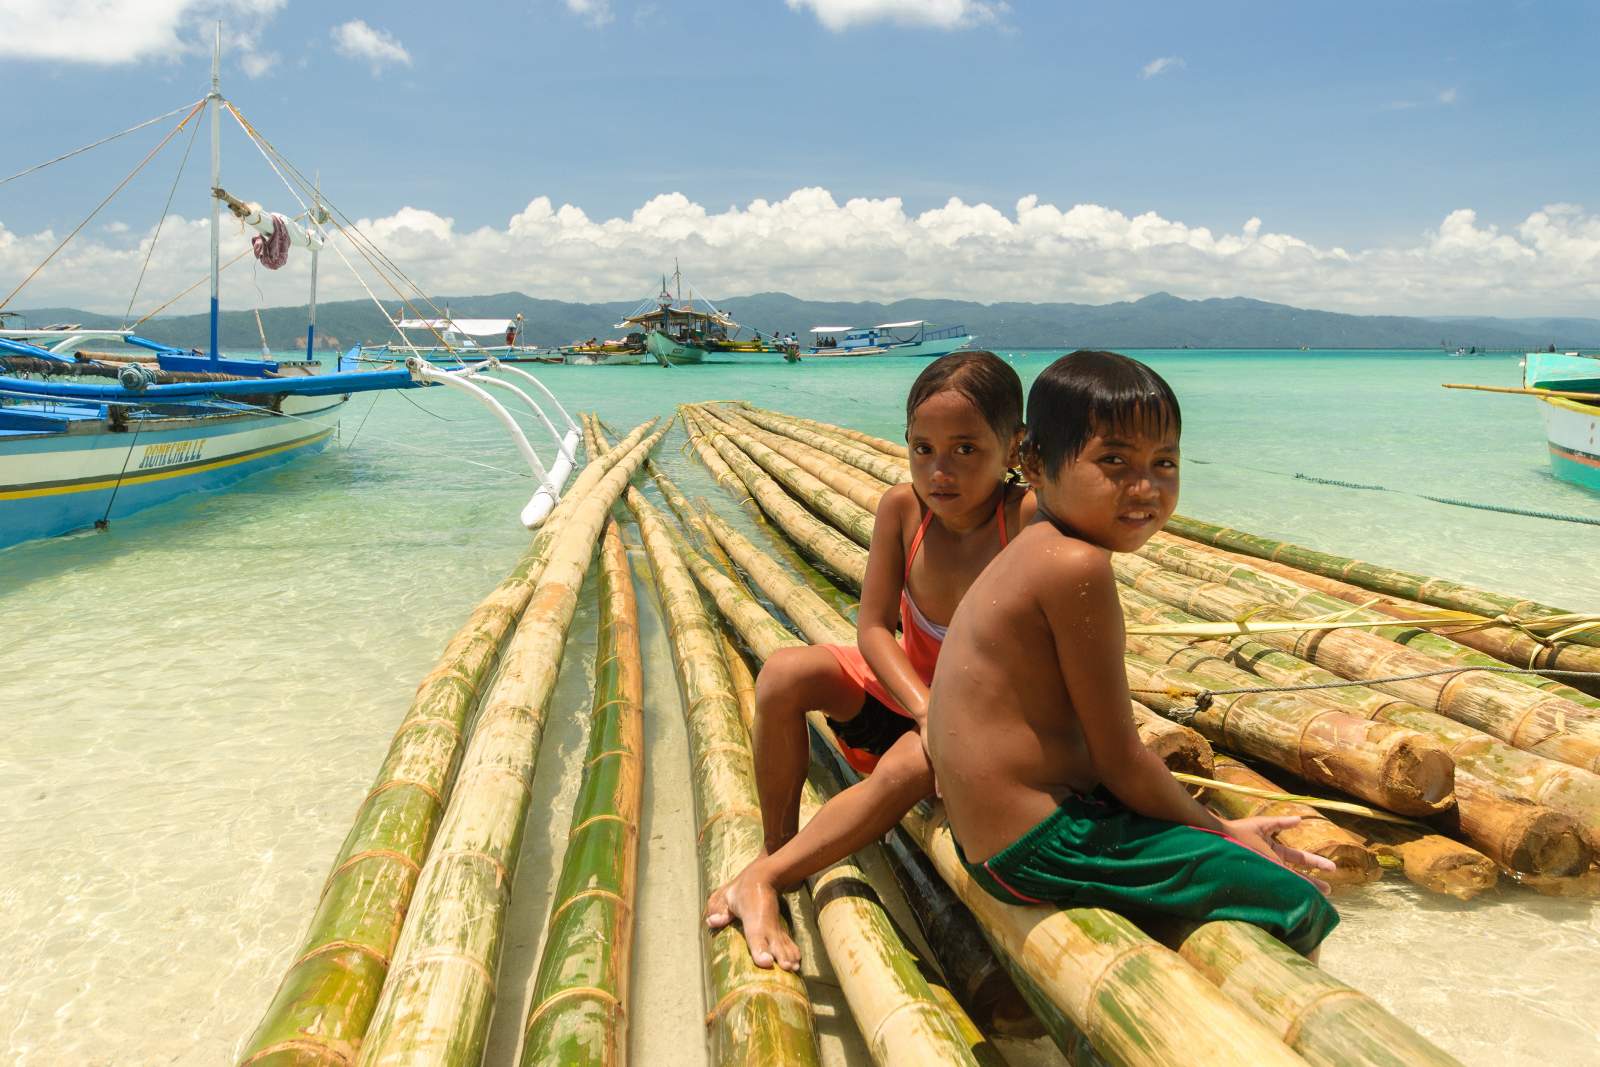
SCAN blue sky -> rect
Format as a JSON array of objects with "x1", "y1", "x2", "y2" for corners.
[{"x1": 3, "y1": 0, "x2": 1599, "y2": 315}]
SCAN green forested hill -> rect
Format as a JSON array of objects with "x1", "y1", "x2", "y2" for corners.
[{"x1": 15, "y1": 291, "x2": 1600, "y2": 351}]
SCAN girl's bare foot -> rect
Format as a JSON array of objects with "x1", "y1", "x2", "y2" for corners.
[{"x1": 703, "y1": 865, "x2": 801, "y2": 972}]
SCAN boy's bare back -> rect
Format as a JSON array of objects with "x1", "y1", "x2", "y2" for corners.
[{"x1": 928, "y1": 518, "x2": 1122, "y2": 862}]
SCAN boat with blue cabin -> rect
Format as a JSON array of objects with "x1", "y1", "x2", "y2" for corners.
[
  {"x1": 1523, "y1": 350, "x2": 1600, "y2": 493},
  {"x1": 0, "y1": 28, "x2": 579, "y2": 551},
  {"x1": 804, "y1": 320, "x2": 973, "y2": 358}
]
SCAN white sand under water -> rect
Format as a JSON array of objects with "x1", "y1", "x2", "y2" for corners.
[{"x1": 3, "y1": 350, "x2": 1598, "y2": 1063}]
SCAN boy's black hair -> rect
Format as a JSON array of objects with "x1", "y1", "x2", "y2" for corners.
[
  {"x1": 905, "y1": 350, "x2": 1024, "y2": 445},
  {"x1": 1023, "y1": 350, "x2": 1181, "y2": 474}
]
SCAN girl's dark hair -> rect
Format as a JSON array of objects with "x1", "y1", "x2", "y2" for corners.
[
  {"x1": 905, "y1": 350, "x2": 1024, "y2": 445},
  {"x1": 1023, "y1": 350, "x2": 1181, "y2": 474}
]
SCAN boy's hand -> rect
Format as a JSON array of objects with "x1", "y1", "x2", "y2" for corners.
[{"x1": 1221, "y1": 816, "x2": 1336, "y2": 895}]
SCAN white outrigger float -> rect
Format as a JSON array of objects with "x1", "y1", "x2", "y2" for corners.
[{"x1": 0, "y1": 28, "x2": 578, "y2": 551}]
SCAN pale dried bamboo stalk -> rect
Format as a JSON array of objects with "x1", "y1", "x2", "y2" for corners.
[
  {"x1": 742, "y1": 402, "x2": 909, "y2": 460},
  {"x1": 734, "y1": 404, "x2": 911, "y2": 484},
  {"x1": 702, "y1": 403, "x2": 889, "y2": 513},
  {"x1": 354, "y1": 427, "x2": 664, "y2": 1066}
]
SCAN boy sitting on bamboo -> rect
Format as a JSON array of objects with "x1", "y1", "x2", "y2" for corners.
[{"x1": 926, "y1": 351, "x2": 1340, "y2": 958}]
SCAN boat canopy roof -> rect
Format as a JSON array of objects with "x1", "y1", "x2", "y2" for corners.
[
  {"x1": 876, "y1": 320, "x2": 926, "y2": 329},
  {"x1": 396, "y1": 318, "x2": 513, "y2": 335},
  {"x1": 620, "y1": 305, "x2": 731, "y2": 328},
  {"x1": 809, "y1": 325, "x2": 854, "y2": 333}
]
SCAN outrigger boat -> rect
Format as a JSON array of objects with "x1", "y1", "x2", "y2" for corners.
[
  {"x1": 559, "y1": 334, "x2": 647, "y2": 366},
  {"x1": 805, "y1": 320, "x2": 973, "y2": 358},
  {"x1": 1524, "y1": 351, "x2": 1600, "y2": 493},
  {"x1": 358, "y1": 312, "x2": 560, "y2": 365},
  {"x1": 0, "y1": 29, "x2": 579, "y2": 551},
  {"x1": 630, "y1": 268, "x2": 798, "y2": 366}
]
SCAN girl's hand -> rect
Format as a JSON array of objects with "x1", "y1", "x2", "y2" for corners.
[{"x1": 1220, "y1": 816, "x2": 1336, "y2": 895}]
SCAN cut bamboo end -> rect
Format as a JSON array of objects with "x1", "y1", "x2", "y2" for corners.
[
  {"x1": 1328, "y1": 815, "x2": 1499, "y2": 901},
  {"x1": 1205, "y1": 757, "x2": 1380, "y2": 887}
]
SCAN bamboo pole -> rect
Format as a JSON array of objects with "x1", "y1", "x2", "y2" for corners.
[
  {"x1": 1143, "y1": 533, "x2": 1600, "y2": 710},
  {"x1": 702, "y1": 403, "x2": 889, "y2": 513},
  {"x1": 742, "y1": 403, "x2": 910, "y2": 460},
  {"x1": 623, "y1": 485, "x2": 821, "y2": 1065},
  {"x1": 1167, "y1": 536, "x2": 1600, "y2": 697},
  {"x1": 238, "y1": 419, "x2": 657, "y2": 1067},
  {"x1": 690, "y1": 405, "x2": 877, "y2": 548},
  {"x1": 1126, "y1": 652, "x2": 1455, "y2": 816},
  {"x1": 1172, "y1": 921, "x2": 1466, "y2": 1067},
  {"x1": 675, "y1": 509, "x2": 1310, "y2": 1067},
  {"x1": 1130, "y1": 702, "x2": 1216, "y2": 776},
  {"x1": 519, "y1": 519, "x2": 644, "y2": 1066},
  {"x1": 1118, "y1": 584, "x2": 1600, "y2": 856},
  {"x1": 1324, "y1": 813, "x2": 1498, "y2": 900},
  {"x1": 1164, "y1": 514, "x2": 1600, "y2": 652},
  {"x1": 730, "y1": 404, "x2": 910, "y2": 486},
  {"x1": 600, "y1": 413, "x2": 858, "y2": 622},
  {"x1": 1116, "y1": 553, "x2": 1600, "y2": 775},
  {"x1": 682, "y1": 407, "x2": 868, "y2": 590},
  {"x1": 708, "y1": 633, "x2": 989, "y2": 1067},
  {"x1": 1198, "y1": 756, "x2": 1380, "y2": 887},
  {"x1": 354, "y1": 427, "x2": 664, "y2": 1066}
]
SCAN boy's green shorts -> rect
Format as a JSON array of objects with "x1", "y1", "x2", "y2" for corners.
[{"x1": 955, "y1": 787, "x2": 1339, "y2": 955}]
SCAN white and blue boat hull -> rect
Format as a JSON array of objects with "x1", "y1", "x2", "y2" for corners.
[{"x1": 0, "y1": 395, "x2": 345, "y2": 549}]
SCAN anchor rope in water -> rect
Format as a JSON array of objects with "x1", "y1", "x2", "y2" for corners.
[
  {"x1": 1186, "y1": 457, "x2": 1600, "y2": 529},
  {"x1": 1132, "y1": 663, "x2": 1600, "y2": 724}
]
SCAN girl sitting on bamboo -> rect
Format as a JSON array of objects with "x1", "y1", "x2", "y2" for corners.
[{"x1": 706, "y1": 350, "x2": 1033, "y2": 971}]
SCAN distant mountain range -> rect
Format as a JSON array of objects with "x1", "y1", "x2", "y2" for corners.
[{"x1": 13, "y1": 291, "x2": 1600, "y2": 351}]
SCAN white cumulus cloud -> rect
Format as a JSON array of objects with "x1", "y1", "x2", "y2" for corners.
[
  {"x1": 1141, "y1": 56, "x2": 1185, "y2": 79},
  {"x1": 787, "y1": 0, "x2": 1007, "y2": 32},
  {"x1": 0, "y1": 0, "x2": 286, "y2": 65},
  {"x1": 331, "y1": 19, "x2": 411, "y2": 72},
  {"x1": 6, "y1": 188, "x2": 1600, "y2": 319},
  {"x1": 564, "y1": 0, "x2": 614, "y2": 27}
]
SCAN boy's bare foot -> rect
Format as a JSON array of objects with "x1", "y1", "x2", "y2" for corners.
[{"x1": 704, "y1": 865, "x2": 802, "y2": 972}]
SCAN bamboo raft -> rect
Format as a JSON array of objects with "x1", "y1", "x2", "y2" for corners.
[{"x1": 236, "y1": 400, "x2": 1597, "y2": 1067}]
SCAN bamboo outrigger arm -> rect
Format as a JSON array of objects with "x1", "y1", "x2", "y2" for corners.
[{"x1": 404, "y1": 357, "x2": 574, "y2": 527}]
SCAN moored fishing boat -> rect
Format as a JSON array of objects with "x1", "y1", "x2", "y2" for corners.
[
  {"x1": 1524, "y1": 351, "x2": 1600, "y2": 492},
  {"x1": 558, "y1": 334, "x2": 646, "y2": 365},
  {"x1": 0, "y1": 29, "x2": 580, "y2": 550},
  {"x1": 360, "y1": 312, "x2": 558, "y2": 365},
  {"x1": 627, "y1": 266, "x2": 797, "y2": 365},
  {"x1": 805, "y1": 320, "x2": 973, "y2": 358}
]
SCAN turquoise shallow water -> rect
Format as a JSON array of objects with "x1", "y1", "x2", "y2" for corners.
[{"x1": 1, "y1": 349, "x2": 1596, "y2": 1064}]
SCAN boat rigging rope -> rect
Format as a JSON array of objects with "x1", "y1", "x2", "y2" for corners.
[
  {"x1": 0, "y1": 100, "x2": 205, "y2": 312},
  {"x1": 97, "y1": 420, "x2": 144, "y2": 531},
  {"x1": 0, "y1": 99, "x2": 205, "y2": 187},
  {"x1": 1186, "y1": 457, "x2": 1600, "y2": 529},
  {"x1": 123, "y1": 109, "x2": 204, "y2": 326},
  {"x1": 1132, "y1": 664, "x2": 1600, "y2": 724}
]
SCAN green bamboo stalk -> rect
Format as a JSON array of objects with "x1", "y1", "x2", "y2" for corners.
[
  {"x1": 741, "y1": 402, "x2": 910, "y2": 460},
  {"x1": 519, "y1": 518, "x2": 644, "y2": 1066},
  {"x1": 690, "y1": 405, "x2": 877, "y2": 548},
  {"x1": 1143, "y1": 533, "x2": 1600, "y2": 710},
  {"x1": 1117, "y1": 551, "x2": 1600, "y2": 774},
  {"x1": 598, "y1": 415, "x2": 858, "y2": 622},
  {"x1": 238, "y1": 419, "x2": 657, "y2": 1067},
  {"x1": 354, "y1": 427, "x2": 665, "y2": 1066},
  {"x1": 1172, "y1": 536, "x2": 1600, "y2": 696},
  {"x1": 1123, "y1": 652, "x2": 1456, "y2": 816},
  {"x1": 624, "y1": 480, "x2": 822, "y2": 1066},
  {"x1": 704, "y1": 534, "x2": 987, "y2": 1066},
  {"x1": 1118, "y1": 584, "x2": 1600, "y2": 855},
  {"x1": 1165, "y1": 513, "x2": 1600, "y2": 651},
  {"x1": 1172, "y1": 921, "x2": 1465, "y2": 1067},
  {"x1": 733, "y1": 405, "x2": 910, "y2": 485},
  {"x1": 703, "y1": 403, "x2": 891, "y2": 511},
  {"x1": 682, "y1": 407, "x2": 868, "y2": 590},
  {"x1": 678, "y1": 506, "x2": 1310, "y2": 1067}
]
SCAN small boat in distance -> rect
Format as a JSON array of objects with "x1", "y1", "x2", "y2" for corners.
[
  {"x1": 1524, "y1": 350, "x2": 1600, "y2": 494},
  {"x1": 360, "y1": 312, "x2": 559, "y2": 365},
  {"x1": 804, "y1": 320, "x2": 973, "y2": 358}
]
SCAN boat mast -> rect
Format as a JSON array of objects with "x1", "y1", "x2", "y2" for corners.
[
  {"x1": 208, "y1": 22, "x2": 222, "y2": 364},
  {"x1": 307, "y1": 172, "x2": 321, "y2": 360}
]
